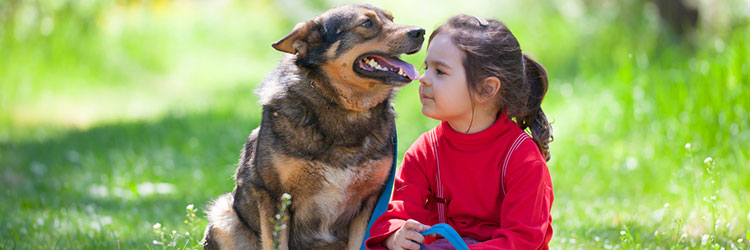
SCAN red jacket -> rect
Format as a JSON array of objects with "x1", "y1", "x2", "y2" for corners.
[{"x1": 366, "y1": 112, "x2": 554, "y2": 249}]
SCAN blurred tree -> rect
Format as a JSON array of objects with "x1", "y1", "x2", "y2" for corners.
[
  {"x1": 651, "y1": 0, "x2": 698, "y2": 37},
  {"x1": 581, "y1": 0, "x2": 699, "y2": 40}
]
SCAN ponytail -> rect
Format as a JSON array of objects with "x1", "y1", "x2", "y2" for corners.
[{"x1": 518, "y1": 54, "x2": 553, "y2": 161}]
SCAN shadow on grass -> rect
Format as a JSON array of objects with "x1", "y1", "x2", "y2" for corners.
[{"x1": 0, "y1": 109, "x2": 260, "y2": 248}]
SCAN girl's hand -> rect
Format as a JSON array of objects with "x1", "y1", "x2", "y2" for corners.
[{"x1": 385, "y1": 219, "x2": 430, "y2": 250}]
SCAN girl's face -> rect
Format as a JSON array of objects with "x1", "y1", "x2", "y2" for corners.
[{"x1": 419, "y1": 34, "x2": 473, "y2": 122}]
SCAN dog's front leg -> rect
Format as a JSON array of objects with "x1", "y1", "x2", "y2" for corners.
[
  {"x1": 255, "y1": 189, "x2": 290, "y2": 250},
  {"x1": 347, "y1": 195, "x2": 378, "y2": 250}
]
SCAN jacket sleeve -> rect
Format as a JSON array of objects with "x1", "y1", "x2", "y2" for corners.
[
  {"x1": 365, "y1": 138, "x2": 433, "y2": 250},
  {"x1": 468, "y1": 142, "x2": 554, "y2": 250}
]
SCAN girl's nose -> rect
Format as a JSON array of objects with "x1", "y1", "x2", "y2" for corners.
[{"x1": 419, "y1": 76, "x2": 431, "y2": 87}]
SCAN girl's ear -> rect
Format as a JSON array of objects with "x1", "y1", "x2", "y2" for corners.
[{"x1": 476, "y1": 76, "x2": 501, "y2": 103}]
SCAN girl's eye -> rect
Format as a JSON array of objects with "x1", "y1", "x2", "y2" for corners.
[
  {"x1": 361, "y1": 19, "x2": 373, "y2": 28},
  {"x1": 436, "y1": 69, "x2": 445, "y2": 75}
]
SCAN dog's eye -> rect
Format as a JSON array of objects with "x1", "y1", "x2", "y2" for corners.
[{"x1": 361, "y1": 19, "x2": 373, "y2": 28}]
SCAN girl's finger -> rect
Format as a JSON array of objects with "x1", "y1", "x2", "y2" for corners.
[
  {"x1": 401, "y1": 239, "x2": 421, "y2": 250},
  {"x1": 404, "y1": 219, "x2": 429, "y2": 232},
  {"x1": 403, "y1": 219, "x2": 419, "y2": 230},
  {"x1": 404, "y1": 230, "x2": 425, "y2": 243}
]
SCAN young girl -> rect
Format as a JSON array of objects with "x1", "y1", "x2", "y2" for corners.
[{"x1": 365, "y1": 15, "x2": 554, "y2": 250}]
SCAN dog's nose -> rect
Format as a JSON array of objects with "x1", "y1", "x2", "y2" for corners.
[{"x1": 408, "y1": 28, "x2": 425, "y2": 40}]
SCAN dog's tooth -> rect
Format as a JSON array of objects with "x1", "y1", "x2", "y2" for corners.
[
  {"x1": 368, "y1": 60, "x2": 377, "y2": 67},
  {"x1": 398, "y1": 68, "x2": 404, "y2": 76}
]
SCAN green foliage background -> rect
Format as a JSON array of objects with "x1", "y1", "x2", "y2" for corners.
[{"x1": 1, "y1": 0, "x2": 748, "y2": 248}]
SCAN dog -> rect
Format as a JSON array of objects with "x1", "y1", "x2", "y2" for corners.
[{"x1": 201, "y1": 4, "x2": 424, "y2": 250}]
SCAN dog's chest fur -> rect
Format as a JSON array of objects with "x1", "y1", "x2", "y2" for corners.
[{"x1": 275, "y1": 155, "x2": 392, "y2": 242}]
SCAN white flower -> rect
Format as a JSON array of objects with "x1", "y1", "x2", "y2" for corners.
[
  {"x1": 664, "y1": 203, "x2": 670, "y2": 208},
  {"x1": 684, "y1": 143, "x2": 691, "y2": 150},
  {"x1": 620, "y1": 230, "x2": 626, "y2": 235},
  {"x1": 704, "y1": 157, "x2": 713, "y2": 165},
  {"x1": 282, "y1": 193, "x2": 292, "y2": 200},
  {"x1": 186, "y1": 204, "x2": 194, "y2": 210},
  {"x1": 152, "y1": 240, "x2": 159, "y2": 245},
  {"x1": 153, "y1": 223, "x2": 162, "y2": 230},
  {"x1": 701, "y1": 234, "x2": 710, "y2": 246},
  {"x1": 625, "y1": 157, "x2": 638, "y2": 170}
]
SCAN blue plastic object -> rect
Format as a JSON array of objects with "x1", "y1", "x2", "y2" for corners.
[{"x1": 420, "y1": 223, "x2": 470, "y2": 250}]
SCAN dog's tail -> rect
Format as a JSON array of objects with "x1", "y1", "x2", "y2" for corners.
[{"x1": 202, "y1": 193, "x2": 256, "y2": 250}]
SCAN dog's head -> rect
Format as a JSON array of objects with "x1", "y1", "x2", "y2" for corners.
[{"x1": 273, "y1": 4, "x2": 424, "y2": 89}]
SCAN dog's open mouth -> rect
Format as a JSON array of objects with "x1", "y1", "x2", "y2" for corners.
[{"x1": 354, "y1": 53, "x2": 419, "y2": 83}]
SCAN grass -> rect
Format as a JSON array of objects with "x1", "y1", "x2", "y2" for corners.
[{"x1": 1, "y1": 0, "x2": 749, "y2": 249}]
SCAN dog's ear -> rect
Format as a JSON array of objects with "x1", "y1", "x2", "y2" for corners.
[
  {"x1": 383, "y1": 10, "x2": 394, "y2": 21},
  {"x1": 272, "y1": 20, "x2": 320, "y2": 57}
]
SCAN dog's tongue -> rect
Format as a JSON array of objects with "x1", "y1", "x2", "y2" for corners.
[{"x1": 387, "y1": 58, "x2": 419, "y2": 80}]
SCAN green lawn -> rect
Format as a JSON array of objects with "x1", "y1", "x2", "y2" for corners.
[{"x1": 1, "y1": 0, "x2": 749, "y2": 249}]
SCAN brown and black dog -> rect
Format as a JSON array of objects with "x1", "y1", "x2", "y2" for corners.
[{"x1": 201, "y1": 4, "x2": 424, "y2": 250}]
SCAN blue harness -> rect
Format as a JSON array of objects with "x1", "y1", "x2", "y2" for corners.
[{"x1": 359, "y1": 127, "x2": 398, "y2": 250}]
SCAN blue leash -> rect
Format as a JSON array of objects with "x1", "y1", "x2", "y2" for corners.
[
  {"x1": 360, "y1": 127, "x2": 399, "y2": 250},
  {"x1": 419, "y1": 223, "x2": 470, "y2": 250}
]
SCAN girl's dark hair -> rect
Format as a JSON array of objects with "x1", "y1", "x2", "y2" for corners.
[{"x1": 428, "y1": 14, "x2": 553, "y2": 161}]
